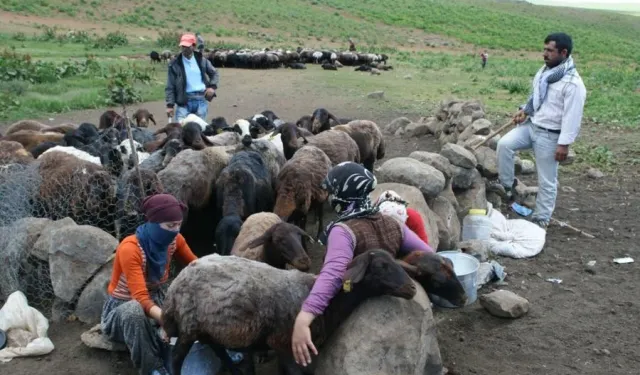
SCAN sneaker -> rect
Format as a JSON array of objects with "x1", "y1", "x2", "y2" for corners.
[
  {"x1": 486, "y1": 180, "x2": 514, "y2": 202},
  {"x1": 530, "y1": 217, "x2": 549, "y2": 230}
]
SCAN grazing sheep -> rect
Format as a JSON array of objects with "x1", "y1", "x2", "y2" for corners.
[
  {"x1": 0, "y1": 130, "x2": 66, "y2": 151},
  {"x1": 40, "y1": 145, "x2": 102, "y2": 165},
  {"x1": 397, "y1": 250, "x2": 468, "y2": 307},
  {"x1": 132, "y1": 108, "x2": 156, "y2": 127},
  {"x1": 163, "y1": 250, "x2": 416, "y2": 375},
  {"x1": 0, "y1": 140, "x2": 34, "y2": 166},
  {"x1": 321, "y1": 63, "x2": 337, "y2": 70},
  {"x1": 99, "y1": 110, "x2": 124, "y2": 130},
  {"x1": 332, "y1": 119, "x2": 385, "y2": 171},
  {"x1": 268, "y1": 122, "x2": 311, "y2": 160},
  {"x1": 34, "y1": 151, "x2": 117, "y2": 234},
  {"x1": 355, "y1": 64, "x2": 372, "y2": 72},
  {"x1": 5, "y1": 120, "x2": 49, "y2": 135},
  {"x1": 150, "y1": 51, "x2": 161, "y2": 63},
  {"x1": 310, "y1": 108, "x2": 341, "y2": 134},
  {"x1": 286, "y1": 62, "x2": 306, "y2": 69},
  {"x1": 274, "y1": 145, "x2": 332, "y2": 239},
  {"x1": 304, "y1": 129, "x2": 361, "y2": 166},
  {"x1": 230, "y1": 212, "x2": 312, "y2": 271},
  {"x1": 215, "y1": 150, "x2": 275, "y2": 255},
  {"x1": 161, "y1": 50, "x2": 172, "y2": 62}
]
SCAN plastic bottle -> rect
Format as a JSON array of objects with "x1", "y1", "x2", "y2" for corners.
[{"x1": 461, "y1": 208, "x2": 492, "y2": 241}]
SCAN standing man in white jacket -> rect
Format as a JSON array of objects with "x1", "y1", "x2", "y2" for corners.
[{"x1": 494, "y1": 32, "x2": 587, "y2": 229}]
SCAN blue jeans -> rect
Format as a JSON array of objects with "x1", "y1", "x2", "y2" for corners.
[
  {"x1": 158, "y1": 341, "x2": 244, "y2": 375},
  {"x1": 496, "y1": 120, "x2": 560, "y2": 223},
  {"x1": 174, "y1": 96, "x2": 208, "y2": 123}
]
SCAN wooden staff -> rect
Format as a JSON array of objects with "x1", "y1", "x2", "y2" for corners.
[{"x1": 471, "y1": 119, "x2": 515, "y2": 150}]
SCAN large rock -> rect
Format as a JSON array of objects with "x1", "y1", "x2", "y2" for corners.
[
  {"x1": 458, "y1": 118, "x2": 492, "y2": 143},
  {"x1": 314, "y1": 281, "x2": 443, "y2": 375},
  {"x1": 377, "y1": 158, "x2": 446, "y2": 200},
  {"x1": 74, "y1": 259, "x2": 114, "y2": 325},
  {"x1": 47, "y1": 225, "x2": 118, "y2": 303},
  {"x1": 425, "y1": 119, "x2": 444, "y2": 136},
  {"x1": 440, "y1": 143, "x2": 477, "y2": 169},
  {"x1": 403, "y1": 122, "x2": 431, "y2": 138},
  {"x1": 455, "y1": 115, "x2": 473, "y2": 133},
  {"x1": 371, "y1": 183, "x2": 440, "y2": 250},
  {"x1": 385, "y1": 117, "x2": 412, "y2": 134},
  {"x1": 430, "y1": 196, "x2": 460, "y2": 251},
  {"x1": 437, "y1": 181, "x2": 459, "y2": 212},
  {"x1": 473, "y1": 146, "x2": 498, "y2": 179},
  {"x1": 480, "y1": 290, "x2": 530, "y2": 319},
  {"x1": 450, "y1": 164, "x2": 476, "y2": 190},
  {"x1": 408, "y1": 151, "x2": 453, "y2": 181},
  {"x1": 31, "y1": 217, "x2": 77, "y2": 261},
  {"x1": 454, "y1": 169, "x2": 487, "y2": 224}
]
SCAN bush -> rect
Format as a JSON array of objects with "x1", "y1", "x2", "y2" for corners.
[
  {"x1": 156, "y1": 31, "x2": 181, "y2": 49},
  {"x1": 0, "y1": 50, "x2": 100, "y2": 84},
  {"x1": 103, "y1": 64, "x2": 154, "y2": 105}
]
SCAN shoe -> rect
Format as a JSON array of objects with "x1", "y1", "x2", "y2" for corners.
[
  {"x1": 530, "y1": 217, "x2": 549, "y2": 230},
  {"x1": 486, "y1": 180, "x2": 515, "y2": 202}
]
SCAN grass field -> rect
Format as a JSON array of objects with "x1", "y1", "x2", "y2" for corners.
[{"x1": 0, "y1": 0, "x2": 639, "y2": 135}]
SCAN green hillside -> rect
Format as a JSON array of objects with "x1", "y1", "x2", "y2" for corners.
[{"x1": 3, "y1": 0, "x2": 640, "y2": 60}]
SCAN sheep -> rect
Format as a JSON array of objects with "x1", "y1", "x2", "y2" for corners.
[
  {"x1": 209, "y1": 116, "x2": 232, "y2": 134},
  {"x1": 44, "y1": 123, "x2": 77, "y2": 134},
  {"x1": 132, "y1": 108, "x2": 156, "y2": 127},
  {"x1": 63, "y1": 122, "x2": 101, "y2": 148},
  {"x1": 310, "y1": 107, "x2": 341, "y2": 134},
  {"x1": 180, "y1": 113, "x2": 209, "y2": 131},
  {"x1": 29, "y1": 141, "x2": 59, "y2": 159},
  {"x1": 182, "y1": 122, "x2": 213, "y2": 150},
  {"x1": 251, "y1": 113, "x2": 275, "y2": 132},
  {"x1": 231, "y1": 119, "x2": 251, "y2": 138},
  {"x1": 206, "y1": 131, "x2": 241, "y2": 147},
  {"x1": 162, "y1": 249, "x2": 416, "y2": 375},
  {"x1": 34, "y1": 151, "x2": 117, "y2": 235},
  {"x1": 40, "y1": 145, "x2": 102, "y2": 165},
  {"x1": 149, "y1": 51, "x2": 161, "y2": 63},
  {"x1": 230, "y1": 212, "x2": 312, "y2": 271},
  {"x1": 267, "y1": 122, "x2": 311, "y2": 160},
  {"x1": 370, "y1": 68, "x2": 381, "y2": 75},
  {"x1": 285, "y1": 62, "x2": 306, "y2": 69},
  {"x1": 0, "y1": 130, "x2": 66, "y2": 151},
  {"x1": 5, "y1": 120, "x2": 49, "y2": 135},
  {"x1": 161, "y1": 50, "x2": 172, "y2": 62},
  {"x1": 145, "y1": 123, "x2": 183, "y2": 152},
  {"x1": 303, "y1": 129, "x2": 361, "y2": 166},
  {"x1": 214, "y1": 150, "x2": 275, "y2": 255},
  {"x1": 396, "y1": 250, "x2": 468, "y2": 307},
  {"x1": 321, "y1": 63, "x2": 337, "y2": 71},
  {"x1": 296, "y1": 115, "x2": 313, "y2": 132},
  {"x1": 117, "y1": 139, "x2": 151, "y2": 169},
  {"x1": 0, "y1": 140, "x2": 34, "y2": 166},
  {"x1": 332, "y1": 120, "x2": 385, "y2": 171},
  {"x1": 234, "y1": 136, "x2": 286, "y2": 189},
  {"x1": 273, "y1": 145, "x2": 332, "y2": 239},
  {"x1": 158, "y1": 147, "x2": 230, "y2": 255},
  {"x1": 99, "y1": 110, "x2": 124, "y2": 130}
]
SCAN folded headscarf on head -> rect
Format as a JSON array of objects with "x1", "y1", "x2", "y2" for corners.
[
  {"x1": 135, "y1": 194, "x2": 188, "y2": 283},
  {"x1": 375, "y1": 190, "x2": 409, "y2": 224},
  {"x1": 318, "y1": 162, "x2": 378, "y2": 244}
]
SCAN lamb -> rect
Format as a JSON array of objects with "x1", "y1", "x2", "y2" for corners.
[
  {"x1": 40, "y1": 145, "x2": 102, "y2": 165},
  {"x1": 132, "y1": 108, "x2": 156, "y2": 127},
  {"x1": 230, "y1": 212, "x2": 312, "y2": 271},
  {"x1": 214, "y1": 150, "x2": 275, "y2": 255},
  {"x1": 310, "y1": 107, "x2": 341, "y2": 134},
  {"x1": 397, "y1": 250, "x2": 468, "y2": 307},
  {"x1": 5, "y1": 120, "x2": 50, "y2": 135},
  {"x1": 273, "y1": 145, "x2": 332, "y2": 239},
  {"x1": 0, "y1": 140, "x2": 34, "y2": 166},
  {"x1": 303, "y1": 129, "x2": 361, "y2": 166},
  {"x1": 162, "y1": 249, "x2": 417, "y2": 375},
  {"x1": 332, "y1": 119, "x2": 386, "y2": 171},
  {"x1": 0, "y1": 130, "x2": 66, "y2": 151}
]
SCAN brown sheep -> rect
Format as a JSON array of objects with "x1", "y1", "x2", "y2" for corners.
[
  {"x1": 230, "y1": 212, "x2": 312, "y2": 271},
  {"x1": 145, "y1": 123, "x2": 183, "y2": 152},
  {"x1": 99, "y1": 110, "x2": 125, "y2": 130},
  {"x1": 132, "y1": 108, "x2": 157, "y2": 127},
  {"x1": 303, "y1": 129, "x2": 361, "y2": 166},
  {"x1": 273, "y1": 145, "x2": 332, "y2": 239},
  {"x1": 44, "y1": 123, "x2": 78, "y2": 134},
  {"x1": 5, "y1": 120, "x2": 49, "y2": 135},
  {"x1": 0, "y1": 130, "x2": 65, "y2": 151},
  {"x1": 0, "y1": 140, "x2": 35, "y2": 166},
  {"x1": 332, "y1": 119, "x2": 385, "y2": 171},
  {"x1": 35, "y1": 151, "x2": 117, "y2": 234}
]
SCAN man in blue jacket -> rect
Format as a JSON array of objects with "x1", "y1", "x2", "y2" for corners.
[{"x1": 165, "y1": 33, "x2": 219, "y2": 123}]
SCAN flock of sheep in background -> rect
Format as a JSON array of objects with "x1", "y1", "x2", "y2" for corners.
[
  {"x1": 0, "y1": 106, "x2": 466, "y2": 374},
  {"x1": 150, "y1": 46, "x2": 394, "y2": 74}
]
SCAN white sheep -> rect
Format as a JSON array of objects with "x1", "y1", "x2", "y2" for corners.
[
  {"x1": 180, "y1": 113, "x2": 209, "y2": 132},
  {"x1": 40, "y1": 145, "x2": 101, "y2": 165}
]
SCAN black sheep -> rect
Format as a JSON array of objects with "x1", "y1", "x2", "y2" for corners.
[
  {"x1": 29, "y1": 141, "x2": 59, "y2": 158},
  {"x1": 182, "y1": 122, "x2": 213, "y2": 150},
  {"x1": 150, "y1": 51, "x2": 161, "y2": 63},
  {"x1": 286, "y1": 62, "x2": 306, "y2": 69},
  {"x1": 310, "y1": 107, "x2": 341, "y2": 134},
  {"x1": 321, "y1": 63, "x2": 337, "y2": 70},
  {"x1": 214, "y1": 150, "x2": 275, "y2": 255}
]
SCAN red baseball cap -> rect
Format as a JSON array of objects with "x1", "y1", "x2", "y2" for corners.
[{"x1": 179, "y1": 33, "x2": 196, "y2": 47}]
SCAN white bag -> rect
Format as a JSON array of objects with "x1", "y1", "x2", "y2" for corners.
[
  {"x1": 0, "y1": 291, "x2": 55, "y2": 362},
  {"x1": 485, "y1": 203, "x2": 546, "y2": 258}
]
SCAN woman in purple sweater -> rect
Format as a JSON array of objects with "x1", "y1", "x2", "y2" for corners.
[{"x1": 291, "y1": 162, "x2": 435, "y2": 367}]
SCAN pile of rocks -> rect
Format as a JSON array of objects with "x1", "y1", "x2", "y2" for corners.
[{"x1": 0, "y1": 216, "x2": 117, "y2": 324}]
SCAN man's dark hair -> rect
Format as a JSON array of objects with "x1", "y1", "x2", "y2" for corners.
[{"x1": 544, "y1": 32, "x2": 573, "y2": 56}]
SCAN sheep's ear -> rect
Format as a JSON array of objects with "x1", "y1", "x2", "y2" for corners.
[
  {"x1": 344, "y1": 253, "x2": 372, "y2": 285},
  {"x1": 235, "y1": 234, "x2": 267, "y2": 253},
  {"x1": 291, "y1": 225, "x2": 315, "y2": 244},
  {"x1": 149, "y1": 114, "x2": 157, "y2": 125},
  {"x1": 394, "y1": 259, "x2": 421, "y2": 277}
]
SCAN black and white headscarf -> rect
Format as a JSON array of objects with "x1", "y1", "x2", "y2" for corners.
[{"x1": 318, "y1": 162, "x2": 379, "y2": 244}]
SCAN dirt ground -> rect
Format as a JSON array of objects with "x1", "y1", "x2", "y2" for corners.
[{"x1": 1, "y1": 67, "x2": 640, "y2": 375}]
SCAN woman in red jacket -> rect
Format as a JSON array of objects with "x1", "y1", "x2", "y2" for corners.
[{"x1": 375, "y1": 190, "x2": 430, "y2": 244}]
